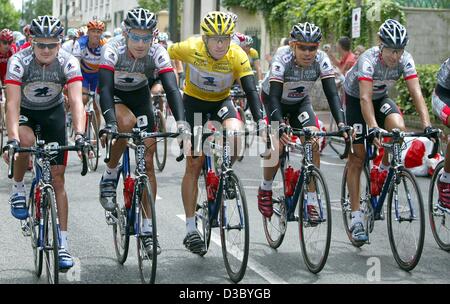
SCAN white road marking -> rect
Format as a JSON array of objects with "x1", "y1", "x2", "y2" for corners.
[
  {"x1": 320, "y1": 160, "x2": 346, "y2": 167},
  {"x1": 176, "y1": 214, "x2": 288, "y2": 284}
]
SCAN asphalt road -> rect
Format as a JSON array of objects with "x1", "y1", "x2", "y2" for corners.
[{"x1": 0, "y1": 118, "x2": 449, "y2": 284}]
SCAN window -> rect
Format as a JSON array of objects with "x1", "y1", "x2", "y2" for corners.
[
  {"x1": 95, "y1": 0, "x2": 98, "y2": 9},
  {"x1": 89, "y1": 0, "x2": 92, "y2": 10},
  {"x1": 114, "y1": 10, "x2": 124, "y2": 28}
]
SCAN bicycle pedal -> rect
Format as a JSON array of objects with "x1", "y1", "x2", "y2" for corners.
[{"x1": 105, "y1": 211, "x2": 117, "y2": 225}]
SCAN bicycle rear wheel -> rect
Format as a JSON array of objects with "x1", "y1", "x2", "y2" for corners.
[
  {"x1": 220, "y1": 172, "x2": 249, "y2": 283},
  {"x1": 155, "y1": 110, "x2": 167, "y2": 172},
  {"x1": 341, "y1": 164, "x2": 372, "y2": 247},
  {"x1": 387, "y1": 167, "x2": 425, "y2": 271},
  {"x1": 263, "y1": 168, "x2": 287, "y2": 249},
  {"x1": 0, "y1": 104, "x2": 5, "y2": 152},
  {"x1": 299, "y1": 166, "x2": 331, "y2": 273},
  {"x1": 43, "y1": 189, "x2": 59, "y2": 284},
  {"x1": 428, "y1": 161, "x2": 450, "y2": 251},
  {"x1": 112, "y1": 173, "x2": 130, "y2": 264},
  {"x1": 86, "y1": 111, "x2": 99, "y2": 172},
  {"x1": 195, "y1": 172, "x2": 211, "y2": 254},
  {"x1": 136, "y1": 179, "x2": 157, "y2": 284},
  {"x1": 30, "y1": 185, "x2": 43, "y2": 277}
]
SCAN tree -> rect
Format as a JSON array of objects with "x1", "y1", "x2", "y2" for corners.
[
  {"x1": 0, "y1": 0, "x2": 21, "y2": 31},
  {"x1": 138, "y1": 0, "x2": 169, "y2": 12},
  {"x1": 22, "y1": 0, "x2": 53, "y2": 26}
]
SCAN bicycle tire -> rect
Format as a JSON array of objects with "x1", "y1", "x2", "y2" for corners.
[
  {"x1": 43, "y1": 188, "x2": 59, "y2": 284},
  {"x1": 237, "y1": 107, "x2": 245, "y2": 162},
  {"x1": 29, "y1": 184, "x2": 43, "y2": 278},
  {"x1": 87, "y1": 111, "x2": 100, "y2": 172},
  {"x1": 340, "y1": 164, "x2": 371, "y2": 247},
  {"x1": 298, "y1": 166, "x2": 332, "y2": 273},
  {"x1": 0, "y1": 104, "x2": 4, "y2": 153},
  {"x1": 136, "y1": 179, "x2": 158, "y2": 284},
  {"x1": 387, "y1": 167, "x2": 425, "y2": 271},
  {"x1": 220, "y1": 171, "x2": 249, "y2": 283},
  {"x1": 154, "y1": 110, "x2": 167, "y2": 172},
  {"x1": 428, "y1": 161, "x2": 450, "y2": 251},
  {"x1": 112, "y1": 172, "x2": 130, "y2": 264},
  {"x1": 196, "y1": 172, "x2": 211, "y2": 255}
]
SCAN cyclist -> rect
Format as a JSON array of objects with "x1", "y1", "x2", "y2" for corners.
[
  {"x1": 20, "y1": 25, "x2": 32, "y2": 50},
  {"x1": 344, "y1": 19, "x2": 436, "y2": 242},
  {"x1": 0, "y1": 29, "x2": 17, "y2": 86},
  {"x1": 240, "y1": 35, "x2": 263, "y2": 82},
  {"x1": 168, "y1": 11, "x2": 265, "y2": 254},
  {"x1": 63, "y1": 19, "x2": 107, "y2": 130},
  {"x1": 98, "y1": 8, "x2": 186, "y2": 255},
  {"x1": 3, "y1": 16, "x2": 86, "y2": 270},
  {"x1": 432, "y1": 57, "x2": 450, "y2": 210},
  {"x1": 257, "y1": 22, "x2": 347, "y2": 219},
  {"x1": 113, "y1": 27, "x2": 122, "y2": 37}
]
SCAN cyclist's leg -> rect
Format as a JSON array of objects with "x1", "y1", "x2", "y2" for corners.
[{"x1": 89, "y1": 75, "x2": 102, "y2": 131}]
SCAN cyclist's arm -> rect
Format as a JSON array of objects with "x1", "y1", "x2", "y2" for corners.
[
  {"x1": 267, "y1": 80, "x2": 283, "y2": 123},
  {"x1": 406, "y1": 77, "x2": 431, "y2": 128},
  {"x1": 98, "y1": 68, "x2": 117, "y2": 125},
  {"x1": 254, "y1": 59, "x2": 263, "y2": 82},
  {"x1": 5, "y1": 84, "x2": 20, "y2": 141},
  {"x1": 321, "y1": 77, "x2": 345, "y2": 125},
  {"x1": 159, "y1": 71, "x2": 186, "y2": 122},
  {"x1": 67, "y1": 80, "x2": 85, "y2": 134},
  {"x1": 359, "y1": 80, "x2": 378, "y2": 128},
  {"x1": 240, "y1": 74, "x2": 263, "y2": 121}
]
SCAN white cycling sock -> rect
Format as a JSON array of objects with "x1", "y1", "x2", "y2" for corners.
[
  {"x1": 186, "y1": 216, "x2": 196, "y2": 234},
  {"x1": 142, "y1": 219, "x2": 152, "y2": 234},
  {"x1": 60, "y1": 231, "x2": 68, "y2": 250},
  {"x1": 307, "y1": 192, "x2": 318, "y2": 205},
  {"x1": 260, "y1": 179, "x2": 273, "y2": 191},
  {"x1": 12, "y1": 181, "x2": 25, "y2": 194},
  {"x1": 440, "y1": 171, "x2": 450, "y2": 183},
  {"x1": 103, "y1": 165, "x2": 119, "y2": 180},
  {"x1": 351, "y1": 211, "x2": 363, "y2": 226}
]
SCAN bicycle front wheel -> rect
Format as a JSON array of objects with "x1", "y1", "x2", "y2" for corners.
[
  {"x1": 86, "y1": 111, "x2": 99, "y2": 172},
  {"x1": 112, "y1": 173, "x2": 130, "y2": 264},
  {"x1": 429, "y1": 161, "x2": 450, "y2": 251},
  {"x1": 43, "y1": 188, "x2": 59, "y2": 284},
  {"x1": 220, "y1": 172, "x2": 249, "y2": 283},
  {"x1": 298, "y1": 166, "x2": 331, "y2": 273},
  {"x1": 30, "y1": 185, "x2": 43, "y2": 277},
  {"x1": 196, "y1": 172, "x2": 211, "y2": 254},
  {"x1": 387, "y1": 167, "x2": 425, "y2": 271},
  {"x1": 155, "y1": 110, "x2": 167, "y2": 172},
  {"x1": 136, "y1": 179, "x2": 158, "y2": 284}
]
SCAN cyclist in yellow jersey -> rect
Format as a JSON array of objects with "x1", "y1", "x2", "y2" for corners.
[
  {"x1": 241, "y1": 35, "x2": 263, "y2": 82},
  {"x1": 168, "y1": 11, "x2": 265, "y2": 254}
]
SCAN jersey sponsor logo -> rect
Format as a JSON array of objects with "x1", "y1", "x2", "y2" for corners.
[
  {"x1": 34, "y1": 87, "x2": 52, "y2": 97},
  {"x1": 217, "y1": 106, "x2": 229, "y2": 119},
  {"x1": 158, "y1": 55, "x2": 165, "y2": 64},
  {"x1": 287, "y1": 86, "x2": 306, "y2": 98},
  {"x1": 281, "y1": 54, "x2": 291, "y2": 63},
  {"x1": 379, "y1": 103, "x2": 392, "y2": 115},
  {"x1": 298, "y1": 111, "x2": 310, "y2": 124},
  {"x1": 10, "y1": 63, "x2": 24, "y2": 78},
  {"x1": 405, "y1": 62, "x2": 413, "y2": 70},
  {"x1": 374, "y1": 84, "x2": 387, "y2": 91},
  {"x1": 119, "y1": 76, "x2": 135, "y2": 83},
  {"x1": 322, "y1": 61, "x2": 330, "y2": 69},
  {"x1": 66, "y1": 62, "x2": 75, "y2": 71},
  {"x1": 22, "y1": 54, "x2": 33, "y2": 65},
  {"x1": 202, "y1": 76, "x2": 216, "y2": 87},
  {"x1": 240, "y1": 59, "x2": 248, "y2": 65},
  {"x1": 353, "y1": 123, "x2": 363, "y2": 135},
  {"x1": 273, "y1": 64, "x2": 282, "y2": 72},
  {"x1": 19, "y1": 115, "x2": 28, "y2": 123},
  {"x1": 136, "y1": 115, "x2": 148, "y2": 128}
]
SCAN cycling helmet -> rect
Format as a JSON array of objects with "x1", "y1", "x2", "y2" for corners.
[
  {"x1": 378, "y1": 19, "x2": 408, "y2": 49},
  {"x1": 87, "y1": 20, "x2": 105, "y2": 32},
  {"x1": 158, "y1": 32, "x2": 169, "y2": 42},
  {"x1": 113, "y1": 27, "x2": 122, "y2": 36},
  {"x1": 0, "y1": 29, "x2": 14, "y2": 42},
  {"x1": 124, "y1": 8, "x2": 157, "y2": 31},
  {"x1": 290, "y1": 22, "x2": 322, "y2": 43},
  {"x1": 200, "y1": 11, "x2": 235, "y2": 36},
  {"x1": 242, "y1": 35, "x2": 253, "y2": 47},
  {"x1": 30, "y1": 15, "x2": 64, "y2": 39}
]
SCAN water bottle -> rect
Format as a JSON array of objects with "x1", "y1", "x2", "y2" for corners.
[
  {"x1": 206, "y1": 170, "x2": 220, "y2": 202},
  {"x1": 123, "y1": 175, "x2": 135, "y2": 209}
]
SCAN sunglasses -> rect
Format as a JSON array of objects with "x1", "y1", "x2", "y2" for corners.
[
  {"x1": 0, "y1": 41, "x2": 12, "y2": 45},
  {"x1": 207, "y1": 36, "x2": 231, "y2": 44},
  {"x1": 296, "y1": 44, "x2": 319, "y2": 52},
  {"x1": 127, "y1": 32, "x2": 153, "y2": 43},
  {"x1": 33, "y1": 41, "x2": 59, "y2": 50}
]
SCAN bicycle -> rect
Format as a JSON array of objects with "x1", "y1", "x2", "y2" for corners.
[
  {"x1": 428, "y1": 158, "x2": 450, "y2": 251},
  {"x1": 100, "y1": 128, "x2": 180, "y2": 284},
  {"x1": 0, "y1": 85, "x2": 6, "y2": 153},
  {"x1": 177, "y1": 127, "x2": 251, "y2": 283},
  {"x1": 327, "y1": 81, "x2": 346, "y2": 157},
  {"x1": 230, "y1": 85, "x2": 255, "y2": 161},
  {"x1": 4, "y1": 125, "x2": 88, "y2": 284},
  {"x1": 84, "y1": 91, "x2": 100, "y2": 172},
  {"x1": 262, "y1": 124, "x2": 352, "y2": 273},
  {"x1": 340, "y1": 128, "x2": 440, "y2": 271},
  {"x1": 152, "y1": 92, "x2": 168, "y2": 172}
]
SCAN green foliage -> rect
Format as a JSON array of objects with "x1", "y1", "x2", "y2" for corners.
[
  {"x1": 22, "y1": 0, "x2": 52, "y2": 25},
  {"x1": 0, "y1": 0, "x2": 20, "y2": 31},
  {"x1": 396, "y1": 64, "x2": 440, "y2": 116},
  {"x1": 138, "y1": 0, "x2": 169, "y2": 13}
]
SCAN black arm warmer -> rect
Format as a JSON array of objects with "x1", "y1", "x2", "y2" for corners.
[
  {"x1": 159, "y1": 71, "x2": 186, "y2": 122},
  {"x1": 268, "y1": 81, "x2": 284, "y2": 123},
  {"x1": 98, "y1": 68, "x2": 117, "y2": 125},
  {"x1": 321, "y1": 77, "x2": 345, "y2": 125},
  {"x1": 240, "y1": 75, "x2": 263, "y2": 121}
]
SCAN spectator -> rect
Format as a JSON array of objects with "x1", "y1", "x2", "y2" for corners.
[
  {"x1": 325, "y1": 36, "x2": 356, "y2": 76},
  {"x1": 354, "y1": 44, "x2": 366, "y2": 60}
]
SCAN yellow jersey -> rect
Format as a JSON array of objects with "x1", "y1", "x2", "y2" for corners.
[{"x1": 168, "y1": 36, "x2": 254, "y2": 101}]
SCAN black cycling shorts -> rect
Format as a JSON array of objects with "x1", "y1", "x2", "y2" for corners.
[
  {"x1": 113, "y1": 85, "x2": 155, "y2": 132},
  {"x1": 19, "y1": 103, "x2": 67, "y2": 166},
  {"x1": 345, "y1": 93, "x2": 401, "y2": 144},
  {"x1": 261, "y1": 91, "x2": 319, "y2": 129}
]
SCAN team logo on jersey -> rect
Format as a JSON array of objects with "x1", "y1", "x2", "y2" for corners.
[
  {"x1": 22, "y1": 54, "x2": 33, "y2": 65},
  {"x1": 288, "y1": 86, "x2": 306, "y2": 98},
  {"x1": 136, "y1": 115, "x2": 148, "y2": 128},
  {"x1": 119, "y1": 77, "x2": 135, "y2": 83},
  {"x1": 322, "y1": 61, "x2": 329, "y2": 69},
  {"x1": 202, "y1": 76, "x2": 216, "y2": 87},
  {"x1": 405, "y1": 62, "x2": 413, "y2": 70},
  {"x1": 158, "y1": 55, "x2": 165, "y2": 64},
  {"x1": 379, "y1": 103, "x2": 392, "y2": 115},
  {"x1": 9, "y1": 62, "x2": 24, "y2": 78},
  {"x1": 217, "y1": 106, "x2": 229, "y2": 119},
  {"x1": 298, "y1": 111, "x2": 310, "y2": 124},
  {"x1": 374, "y1": 84, "x2": 387, "y2": 91},
  {"x1": 34, "y1": 87, "x2": 51, "y2": 97},
  {"x1": 19, "y1": 115, "x2": 28, "y2": 124},
  {"x1": 273, "y1": 64, "x2": 281, "y2": 72},
  {"x1": 281, "y1": 54, "x2": 291, "y2": 63}
]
